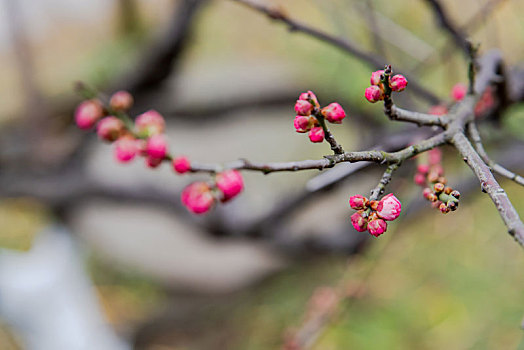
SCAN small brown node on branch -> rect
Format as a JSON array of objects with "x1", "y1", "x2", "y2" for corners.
[{"x1": 267, "y1": 6, "x2": 287, "y2": 20}]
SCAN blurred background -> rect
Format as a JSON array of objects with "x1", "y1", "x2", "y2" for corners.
[{"x1": 1, "y1": 0, "x2": 524, "y2": 349}]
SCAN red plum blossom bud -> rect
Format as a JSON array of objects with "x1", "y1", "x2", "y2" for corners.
[
  {"x1": 389, "y1": 74, "x2": 408, "y2": 92},
  {"x1": 114, "y1": 136, "x2": 138, "y2": 163},
  {"x1": 433, "y1": 182, "x2": 445, "y2": 193},
  {"x1": 428, "y1": 148, "x2": 442, "y2": 165},
  {"x1": 417, "y1": 164, "x2": 429, "y2": 174},
  {"x1": 295, "y1": 100, "x2": 314, "y2": 116},
  {"x1": 450, "y1": 190, "x2": 460, "y2": 199},
  {"x1": 146, "y1": 134, "x2": 168, "y2": 159},
  {"x1": 439, "y1": 202, "x2": 450, "y2": 214},
  {"x1": 294, "y1": 115, "x2": 313, "y2": 133},
  {"x1": 216, "y1": 170, "x2": 244, "y2": 202},
  {"x1": 368, "y1": 219, "x2": 387, "y2": 237},
  {"x1": 451, "y1": 83, "x2": 467, "y2": 101},
  {"x1": 308, "y1": 126, "x2": 324, "y2": 143},
  {"x1": 173, "y1": 156, "x2": 191, "y2": 174},
  {"x1": 370, "y1": 70, "x2": 384, "y2": 85},
  {"x1": 376, "y1": 193, "x2": 401, "y2": 221},
  {"x1": 110, "y1": 90, "x2": 133, "y2": 111},
  {"x1": 97, "y1": 116, "x2": 125, "y2": 142},
  {"x1": 135, "y1": 110, "x2": 165, "y2": 137},
  {"x1": 414, "y1": 173, "x2": 426, "y2": 186},
  {"x1": 181, "y1": 182, "x2": 215, "y2": 214},
  {"x1": 349, "y1": 195, "x2": 369, "y2": 210},
  {"x1": 75, "y1": 99, "x2": 103, "y2": 130},
  {"x1": 447, "y1": 200, "x2": 458, "y2": 211},
  {"x1": 299, "y1": 90, "x2": 319, "y2": 108},
  {"x1": 321, "y1": 103, "x2": 346, "y2": 123},
  {"x1": 365, "y1": 85, "x2": 384, "y2": 103},
  {"x1": 423, "y1": 188, "x2": 433, "y2": 199},
  {"x1": 351, "y1": 211, "x2": 368, "y2": 232}
]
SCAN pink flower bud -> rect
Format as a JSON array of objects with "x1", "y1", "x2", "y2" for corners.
[
  {"x1": 370, "y1": 70, "x2": 384, "y2": 86},
  {"x1": 145, "y1": 156, "x2": 163, "y2": 168},
  {"x1": 417, "y1": 164, "x2": 429, "y2": 174},
  {"x1": 389, "y1": 74, "x2": 408, "y2": 92},
  {"x1": 308, "y1": 126, "x2": 324, "y2": 143},
  {"x1": 216, "y1": 170, "x2": 244, "y2": 202},
  {"x1": 173, "y1": 156, "x2": 191, "y2": 174},
  {"x1": 181, "y1": 182, "x2": 215, "y2": 214},
  {"x1": 75, "y1": 99, "x2": 104, "y2": 130},
  {"x1": 451, "y1": 83, "x2": 467, "y2": 101},
  {"x1": 439, "y1": 202, "x2": 450, "y2": 214},
  {"x1": 368, "y1": 219, "x2": 387, "y2": 237},
  {"x1": 135, "y1": 110, "x2": 165, "y2": 137},
  {"x1": 97, "y1": 116, "x2": 125, "y2": 142},
  {"x1": 349, "y1": 195, "x2": 368, "y2": 210},
  {"x1": 299, "y1": 90, "x2": 320, "y2": 108},
  {"x1": 414, "y1": 173, "x2": 426, "y2": 186},
  {"x1": 351, "y1": 211, "x2": 368, "y2": 232},
  {"x1": 376, "y1": 193, "x2": 401, "y2": 221},
  {"x1": 321, "y1": 103, "x2": 346, "y2": 123},
  {"x1": 365, "y1": 85, "x2": 384, "y2": 103},
  {"x1": 428, "y1": 148, "x2": 442, "y2": 165},
  {"x1": 422, "y1": 187, "x2": 433, "y2": 199},
  {"x1": 429, "y1": 105, "x2": 448, "y2": 116},
  {"x1": 114, "y1": 136, "x2": 138, "y2": 163},
  {"x1": 146, "y1": 134, "x2": 168, "y2": 160},
  {"x1": 294, "y1": 115, "x2": 313, "y2": 133},
  {"x1": 295, "y1": 100, "x2": 314, "y2": 116},
  {"x1": 109, "y1": 90, "x2": 134, "y2": 111}
]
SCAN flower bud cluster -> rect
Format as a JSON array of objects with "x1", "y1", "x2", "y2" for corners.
[
  {"x1": 75, "y1": 90, "x2": 246, "y2": 215},
  {"x1": 181, "y1": 170, "x2": 244, "y2": 214},
  {"x1": 414, "y1": 148, "x2": 460, "y2": 214},
  {"x1": 349, "y1": 193, "x2": 402, "y2": 237},
  {"x1": 365, "y1": 67, "x2": 407, "y2": 103},
  {"x1": 293, "y1": 91, "x2": 347, "y2": 143}
]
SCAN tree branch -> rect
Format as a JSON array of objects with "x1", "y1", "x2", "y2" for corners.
[
  {"x1": 231, "y1": 0, "x2": 441, "y2": 104},
  {"x1": 451, "y1": 132, "x2": 524, "y2": 246},
  {"x1": 467, "y1": 122, "x2": 524, "y2": 186},
  {"x1": 421, "y1": 0, "x2": 470, "y2": 55}
]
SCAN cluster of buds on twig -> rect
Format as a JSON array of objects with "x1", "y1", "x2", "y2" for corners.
[
  {"x1": 293, "y1": 90, "x2": 346, "y2": 142},
  {"x1": 181, "y1": 170, "x2": 244, "y2": 214},
  {"x1": 74, "y1": 89, "x2": 244, "y2": 214},
  {"x1": 349, "y1": 193, "x2": 402, "y2": 237},
  {"x1": 413, "y1": 148, "x2": 460, "y2": 214},
  {"x1": 364, "y1": 66, "x2": 407, "y2": 103}
]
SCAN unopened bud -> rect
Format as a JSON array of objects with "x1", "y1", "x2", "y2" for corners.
[
  {"x1": 349, "y1": 195, "x2": 369, "y2": 210},
  {"x1": 308, "y1": 126, "x2": 325, "y2": 143},
  {"x1": 434, "y1": 182, "x2": 445, "y2": 193},
  {"x1": 451, "y1": 83, "x2": 467, "y2": 101},
  {"x1": 439, "y1": 202, "x2": 450, "y2": 213},
  {"x1": 389, "y1": 74, "x2": 408, "y2": 92},
  {"x1": 110, "y1": 90, "x2": 134, "y2": 111},
  {"x1": 365, "y1": 85, "x2": 384, "y2": 103},
  {"x1": 321, "y1": 103, "x2": 346, "y2": 123}
]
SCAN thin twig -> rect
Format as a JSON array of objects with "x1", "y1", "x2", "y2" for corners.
[
  {"x1": 421, "y1": 0, "x2": 470, "y2": 54},
  {"x1": 369, "y1": 164, "x2": 400, "y2": 201},
  {"x1": 188, "y1": 132, "x2": 448, "y2": 174},
  {"x1": 384, "y1": 98, "x2": 447, "y2": 127},
  {"x1": 467, "y1": 122, "x2": 524, "y2": 186},
  {"x1": 231, "y1": 0, "x2": 441, "y2": 104}
]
